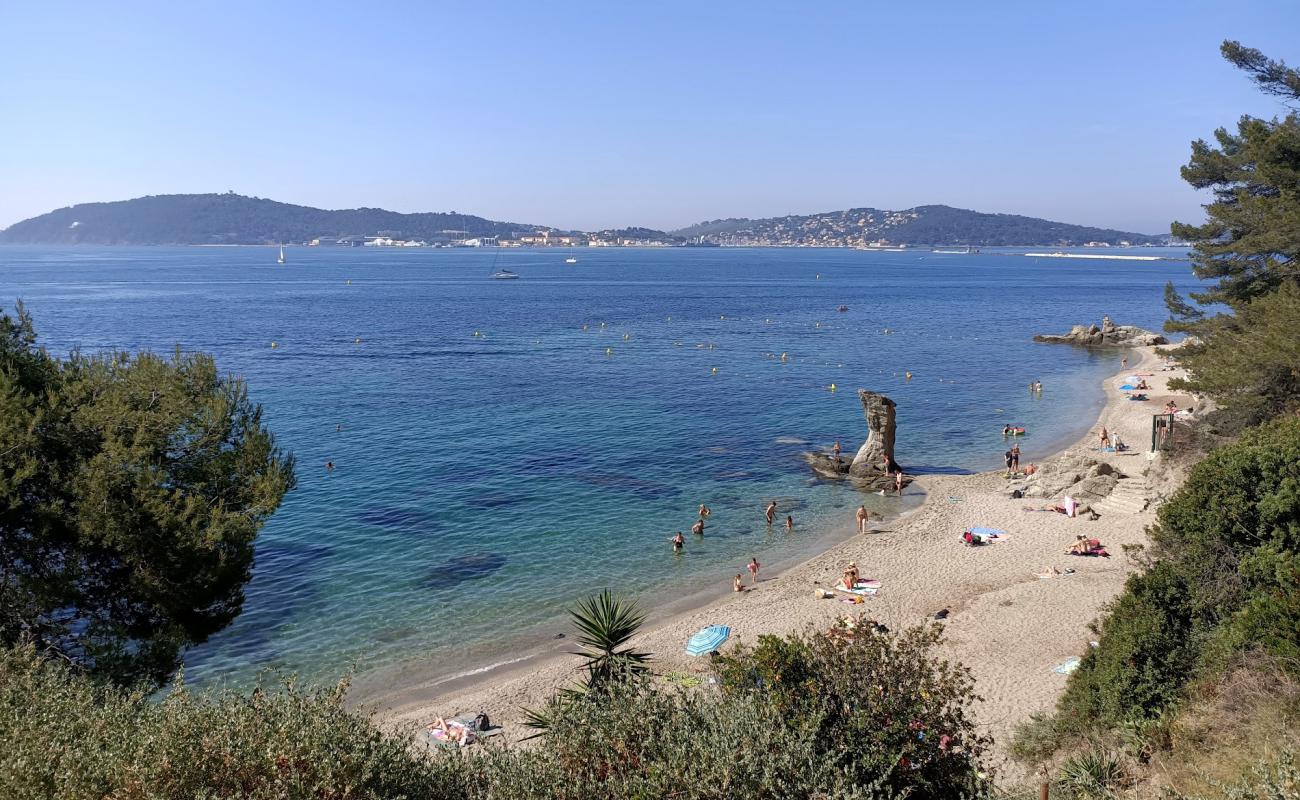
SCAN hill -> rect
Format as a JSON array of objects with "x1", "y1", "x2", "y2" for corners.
[
  {"x1": 672, "y1": 204, "x2": 1163, "y2": 247},
  {"x1": 0, "y1": 193, "x2": 547, "y2": 245}
]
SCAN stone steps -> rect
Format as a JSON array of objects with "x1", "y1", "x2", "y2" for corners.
[{"x1": 1094, "y1": 477, "x2": 1151, "y2": 515}]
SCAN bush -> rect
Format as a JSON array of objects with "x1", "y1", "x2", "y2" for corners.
[{"x1": 1, "y1": 622, "x2": 995, "y2": 799}]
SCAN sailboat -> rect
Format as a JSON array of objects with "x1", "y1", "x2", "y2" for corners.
[{"x1": 277, "y1": 245, "x2": 286, "y2": 264}]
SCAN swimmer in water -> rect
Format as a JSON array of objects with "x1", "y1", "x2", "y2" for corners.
[
  {"x1": 785, "y1": 515, "x2": 794, "y2": 531},
  {"x1": 765, "y1": 501, "x2": 777, "y2": 526},
  {"x1": 325, "y1": 461, "x2": 335, "y2": 472},
  {"x1": 855, "y1": 505, "x2": 869, "y2": 534},
  {"x1": 336, "y1": 423, "x2": 342, "y2": 432},
  {"x1": 905, "y1": 371, "x2": 913, "y2": 380},
  {"x1": 670, "y1": 531, "x2": 685, "y2": 552},
  {"x1": 698, "y1": 503, "x2": 711, "y2": 518},
  {"x1": 692, "y1": 518, "x2": 705, "y2": 536}
]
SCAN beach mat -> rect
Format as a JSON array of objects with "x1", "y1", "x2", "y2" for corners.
[{"x1": 1053, "y1": 656, "x2": 1082, "y2": 675}]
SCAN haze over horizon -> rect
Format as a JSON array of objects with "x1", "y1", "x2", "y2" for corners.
[{"x1": 2, "y1": 1, "x2": 1297, "y2": 234}]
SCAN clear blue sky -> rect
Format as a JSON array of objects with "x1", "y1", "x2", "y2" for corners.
[{"x1": 2, "y1": 1, "x2": 1297, "y2": 233}]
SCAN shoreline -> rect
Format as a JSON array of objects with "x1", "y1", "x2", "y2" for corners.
[{"x1": 365, "y1": 344, "x2": 1191, "y2": 775}]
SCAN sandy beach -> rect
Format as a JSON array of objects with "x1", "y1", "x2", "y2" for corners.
[{"x1": 373, "y1": 344, "x2": 1191, "y2": 773}]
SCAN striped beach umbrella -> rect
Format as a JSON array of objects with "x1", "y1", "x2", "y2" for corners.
[{"x1": 685, "y1": 624, "x2": 731, "y2": 656}]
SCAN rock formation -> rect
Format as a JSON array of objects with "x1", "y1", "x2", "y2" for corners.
[
  {"x1": 804, "y1": 390, "x2": 909, "y2": 491},
  {"x1": 1006, "y1": 451, "x2": 1123, "y2": 501},
  {"x1": 1033, "y1": 316, "x2": 1167, "y2": 348}
]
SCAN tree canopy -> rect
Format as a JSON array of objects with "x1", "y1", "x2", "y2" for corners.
[
  {"x1": 1166, "y1": 42, "x2": 1300, "y2": 426},
  {"x1": 0, "y1": 304, "x2": 295, "y2": 687}
]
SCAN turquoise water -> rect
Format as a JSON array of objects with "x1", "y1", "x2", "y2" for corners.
[{"x1": 0, "y1": 245, "x2": 1197, "y2": 688}]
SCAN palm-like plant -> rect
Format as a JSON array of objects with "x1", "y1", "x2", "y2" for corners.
[
  {"x1": 570, "y1": 589, "x2": 651, "y2": 692},
  {"x1": 522, "y1": 590, "x2": 651, "y2": 736}
]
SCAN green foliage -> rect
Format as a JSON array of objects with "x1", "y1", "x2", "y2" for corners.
[
  {"x1": 0, "y1": 304, "x2": 295, "y2": 687},
  {"x1": 0, "y1": 643, "x2": 455, "y2": 800},
  {"x1": 1165, "y1": 41, "x2": 1300, "y2": 426},
  {"x1": 1047, "y1": 417, "x2": 1300, "y2": 748},
  {"x1": 1056, "y1": 750, "x2": 1127, "y2": 799},
  {"x1": 568, "y1": 589, "x2": 651, "y2": 691},
  {"x1": 0, "y1": 622, "x2": 995, "y2": 799},
  {"x1": 714, "y1": 623, "x2": 992, "y2": 797}
]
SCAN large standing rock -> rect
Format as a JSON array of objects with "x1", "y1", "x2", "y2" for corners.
[
  {"x1": 803, "y1": 390, "x2": 907, "y2": 491},
  {"x1": 849, "y1": 391, "x2": 896, "y2": 477}
]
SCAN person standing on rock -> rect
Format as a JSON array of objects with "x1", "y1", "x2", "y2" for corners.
[
  {"x1": 832, "y1": 440, "x2": 842, "y2": 462},
  {"x1": 883, "y1": 453, "x2": 895, "y2": 474},
  {"x1": 856, "y1": 505, "x2": 869, "y2": 534},
  {"x1": 765, "y1": 501, "x2": 777, "y2": 526}
]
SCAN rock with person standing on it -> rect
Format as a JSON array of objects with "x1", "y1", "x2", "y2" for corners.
[
  {"x1": 1033, "y1": 315, "x2": 1167, "y2": 348},
  {"x1": 803, "y1": 390, "x2": 910, "y2": 491}
]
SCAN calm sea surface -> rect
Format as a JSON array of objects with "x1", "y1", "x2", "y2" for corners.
[{"x1": 0, "y1": 245, "x2": 1198, "y2": 689}]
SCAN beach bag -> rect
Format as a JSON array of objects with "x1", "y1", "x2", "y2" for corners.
[
  {"x1": 1011, "y1": 489, "x2": 1023, "y2": 499},
  {"x1": 472, "y1": 713, "x2": 490, "y2": 732}
]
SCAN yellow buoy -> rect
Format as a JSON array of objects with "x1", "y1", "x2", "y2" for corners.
[
  {"x1": 711, "y1": 367, "x2": 718, "y2": 374},
  {"x1": 270, "y1": 341, "x2": 278, "y2": 348},
  {"x1": 605, "y1": 347, "x2": 613, "y2": 356},
  {"x1": 829, "y1": 383, "x2": 837, "y2": 392},
  {"x1": 622, "y1": 333, "x2": 630, "y2": 341}
]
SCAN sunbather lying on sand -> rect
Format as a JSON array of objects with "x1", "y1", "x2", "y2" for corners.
[{"x1": 428, "y1": 717, "x2": 475, "y2": 747}]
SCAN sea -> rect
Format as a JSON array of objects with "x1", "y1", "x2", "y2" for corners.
[{"x1": 0, "y1": 245, "x2": 1200, "y2": 692}]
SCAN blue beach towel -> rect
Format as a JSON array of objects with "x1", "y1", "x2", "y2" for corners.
[
  {"x1": 968, "y1": 527, "x2": 1006, "y2": 536},
  {"x1": 1053, "y1": 656, "x2": 1082, "y2": 674}
]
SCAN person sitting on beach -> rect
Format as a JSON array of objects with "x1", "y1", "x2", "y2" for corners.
[
  {"x1": 1024, "y1": 463, "x2": 1038, "y2": 476},
  {"x1": 765, "y1": 501, "x2": 777, "y2": 526},
  {"x1": 671, "y1": 531, "x2": 685, "y2": 552},
  {"x1": 1165, "y1": 400, "x2": 1179, "y2": 414},
  {"x1": 698, "y1": 503, "x2": 711, "y2": 518},
  {"x1": 1067, "y1": 535, "x2": 1102, "y2": 555},
  {"x1": 1137, "y1": 379, "x2": 1150, "y2": 390},
  {"x1": 855, "y1": 505, "x2": 869, "y2": 533},
  {"x1": 733, "y1": 574, "x2": 745, "y2": 592},
  {"x1": 691, "y1": 518, "x2": 705, "y2": 536},
  {"x1": 845, "y1": 561, "x2": 860, "y2": 584}
]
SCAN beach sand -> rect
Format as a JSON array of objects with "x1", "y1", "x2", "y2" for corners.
[{"x1": 371, "y1": 345, "x2": 1191, "y2": 775}]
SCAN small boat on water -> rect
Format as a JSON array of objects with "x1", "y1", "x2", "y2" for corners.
[
  {"x1": 277, "y1": 245, "x2": 286, "y2": 264},
  {"x1": 491, "y1": 270, "x2": 520, "y2": 280},
  {"x1": 564, "y1": 257, "x2": 578, "y2": 264}
]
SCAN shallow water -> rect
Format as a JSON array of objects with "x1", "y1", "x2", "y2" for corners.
[{"x1": 0, "y1": 245, "x2": 1198, "y2": 687}]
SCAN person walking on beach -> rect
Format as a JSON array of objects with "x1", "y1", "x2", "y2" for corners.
[
  {"x1": 855, "y1": 505, "x2": 869, "y2": 534},
  {"x1": 765, "y1": 501, "x2": 777, "y2": 526},
  {"x1": 747, "y1": 557, "x2": 760, "y2": 585},
  {"x1": 692, "y1": 518, "x2": 705, "y2": 536},
  {"x1": 670, "y1": 531, "x2": 685, "y2": 552}
]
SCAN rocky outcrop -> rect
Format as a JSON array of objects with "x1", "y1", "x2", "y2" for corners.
[
  {"x1": 804, "y1": 390, "x2": 909, "y2": 491},
  {"x1": 1007, "y1": 452, "x2": 1123, "y2": 500},
  {"x1": 1034, "y1": 316, "x2": 1167, "y2": 348}
]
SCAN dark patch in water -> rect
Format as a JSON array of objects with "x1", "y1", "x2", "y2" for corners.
[
  {"x1": 465, "y1": 494, "x2": 529, "y2": 510},
  {"x1": 577, "y1": 473, "x2": 681, "y2": 501},
  {"x1": 426, "y1": 552, "x2": 507, "y2": 587},
  {"x1": 905, "y1": 464, "x2": 976, "y2": 476},
  {"x1": 357, "y1": 506, "x2": 443, "y2": 534}
]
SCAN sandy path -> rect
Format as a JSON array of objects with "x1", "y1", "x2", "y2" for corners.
[{"x1": 371, "y1": 345, "x2": 1190, "y2": 773}]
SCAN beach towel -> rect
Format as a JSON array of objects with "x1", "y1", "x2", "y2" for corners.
[
  {"x1": 968, "y1": 527, "x2": 1006, "y2": 536},
  {"x1": 1119, "y1": 384, "x2": 1136, "y2": 391},
  {"x1": 1053, "y1": 657, "x2": 1082, "y2": 675},
  {"x1": 836, "y1": 584, "x2": 879, "y2": 596}
]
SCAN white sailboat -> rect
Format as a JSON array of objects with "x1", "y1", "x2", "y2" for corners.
[{"x1": 277, "y1": 245, "x2": 286, "y2": 264}]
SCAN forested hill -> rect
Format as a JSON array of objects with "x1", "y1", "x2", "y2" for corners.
[
  {"x1": 0, "y1": 194, "x2": 546, "y2": 245},
  {"x1": 672, "y1": 205, "x2": 1163, "y2": 247}
]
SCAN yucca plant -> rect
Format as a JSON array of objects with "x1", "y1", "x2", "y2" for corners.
[
  {"x1": 1057, "y1": 749, "x2": 1126, "y2": 798},
  {"x1": 570, "y1": 589, "x2": 651, "y2": 692}
]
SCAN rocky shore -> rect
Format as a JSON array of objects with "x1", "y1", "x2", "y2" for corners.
[{"x1": 1034, "y1": 315, "x2": 1167, "y2": 347}]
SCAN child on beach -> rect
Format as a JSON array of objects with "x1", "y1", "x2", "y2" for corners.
[
  {"x1": 785, "y1": 515, "x2": 794, "y2": 531},
  {"x1": 747, "y1": 557, "x2": 760, "y2": 584}
]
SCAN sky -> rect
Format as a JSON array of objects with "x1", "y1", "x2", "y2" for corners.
[{"x1": 1, "y1": 1, "x2": 1298, "y2": 234}]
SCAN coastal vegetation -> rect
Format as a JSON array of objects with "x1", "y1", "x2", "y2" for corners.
[
  {"x1": 1012, "y1": 41, "x2": 1300, "y2": 798},
  {"x1": 0, "y1": 303, "x2": 295, "y2": 688},
  {"x1": 0, "y1": 617, "x2": 993, "y2": 799}
]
